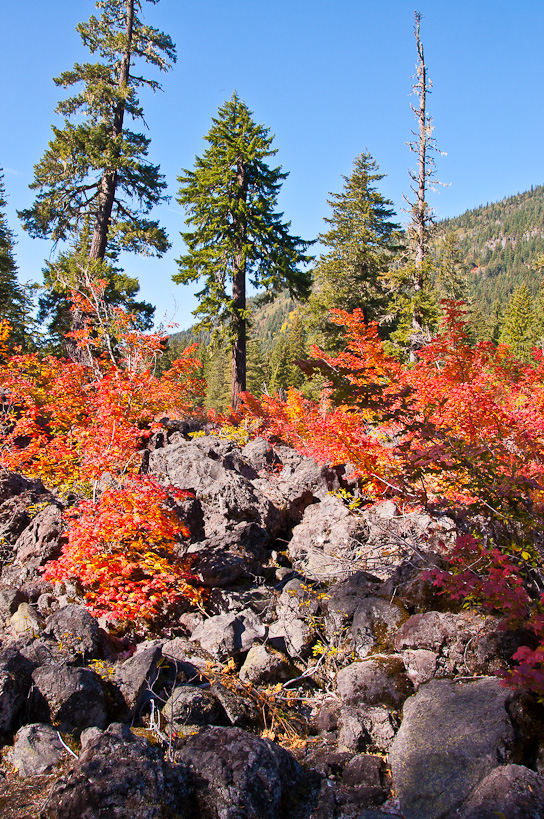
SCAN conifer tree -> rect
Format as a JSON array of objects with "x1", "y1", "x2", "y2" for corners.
[
  {"x1": 174, "y1": 93, "x2": 313, "y2": 410},
  {"x1": 246, "y1": 334, "x2": 270, "y2": 397},
  {"x1": 499, "y1": 284, "x2": 537, "y2": 361},
  {"x1": 19, "y1": 1, "x2": 175, "y2": 270},
  {"x1": 436, "y1": 232, "x2": 468, "y2": 300},
  {"x1": 269, "y1": 311, "x2": 308, "y2": 393},
  {"x1": 0, "y1": 171, "x2": 31, "y2": 350},
  {"x1": 306, "y1": 151, "x2": 399, "y2": 352}
]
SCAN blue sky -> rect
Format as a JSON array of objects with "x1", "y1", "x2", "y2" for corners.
[{"x1": 1, "y1": 0, "x2": 543, "y2": 330}]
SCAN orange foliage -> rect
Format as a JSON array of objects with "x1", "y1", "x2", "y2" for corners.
[
  {"x1": 0, "y1": 277, "x2": 205, "y2": 622},
  {"x1": 42, "y1": 476, "x2": 201, "y2": 620},
  {"x1": 242, "y1": 303, "x2": 544, "y2": 523}
]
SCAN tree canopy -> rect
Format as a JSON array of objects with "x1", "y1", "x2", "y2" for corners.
[{"x1": 19, "y1": 0, "x2": 176, "y2": 262}]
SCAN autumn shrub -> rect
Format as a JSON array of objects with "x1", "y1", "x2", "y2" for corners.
[
  {"x1": 0, "y1": 275, "x2": 205, "y2": 621},
  {"x1": 241, "y1": 302, "x2": 544, "y2": 693},
  {"x1": 42, "y1": 476, "x2": 201, "y2": 621}
]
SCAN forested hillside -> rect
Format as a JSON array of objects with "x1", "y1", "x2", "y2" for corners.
[{"x1": 433, "y1": 184, "x2": 544, "y2": 311}]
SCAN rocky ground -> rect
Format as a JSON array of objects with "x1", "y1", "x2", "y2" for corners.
[{"x1": 0, "y1": 429, "x2": 543, "y2": 818}]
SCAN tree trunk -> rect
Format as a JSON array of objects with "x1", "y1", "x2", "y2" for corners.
[
  {"x1": 230, "y1": 154, "x2": 248, "y2": 410},
  {"x1": 409, "y1": 11, "x2": 428, "y2": 362},
  {"x1": 231, "y1": 257, "x2": 247, "y2": 410},
  {"x1": 89, "y1": 0, "x2": 134, "y2": 261}
]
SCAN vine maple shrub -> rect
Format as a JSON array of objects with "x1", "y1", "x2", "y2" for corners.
[
  {"x1": 241, "y1": 303, "x2": 544, "y2": 694},
  {"x1": 42, "y1": 477, "x2": 200, "y2": 621},
  {"x1": 0, "y1": 277, "x2": 205, "y2": 622}
]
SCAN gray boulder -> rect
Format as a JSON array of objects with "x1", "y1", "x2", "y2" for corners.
[
  {"x1": 30, "y1": 665, "x2": 107, "y2": 733},
  {"x1": 13, "y1": 503, "x2": 63, "y2": 567},
  {"x1": 186, "y1": 522, "x2": 270, "y2": 587},
  {"x1": 351, "y1": 597, "x2": 406, "y2": 658},
  {"x1": 288, "y1": 496, "x2": 370, "y2": 582},
  {"x1": 239, "y1": 644, "x2": 295, "y2": 685},
  {"x1": 323, "y1": 571, "x2": 381, "y2": 641},
  {"x1": 174, "y1": 726, "x2": 314, "y2": 819},
  {"x1": 190, "y1": 609, "x2": 267, "y2": 660},
  {"x1": 0, "y1": 647, "x2": 34, "y2": 733},
  {"x1": 458, "y1": 763, "x2": 544, "y2": 819},
  {"x1": 148, "y1": 436, "x2": 281, "y2": 536},
  {"x1": 336, "y1": 658, "x2": 414, "y2": 710},
  {"x1": 162, "y1": 685, "x2": 225, "y2": 730},
  {"x1": 40, "y1": 722, "x2": 191, "y2": 819},
  {"x1": 388, "y1": 677, "x2": 523, "y2": 819},
  {"x1": 44, "y1": 604, "x2": 100, "y2": 661},
  {"x1": 114, "y1": 643, "x2": 164, "y2": 718},
  {"x1": 10, "y1": 723, "x2": 67, "y2": 777}
]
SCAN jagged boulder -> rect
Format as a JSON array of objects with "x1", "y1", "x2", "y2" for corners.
[
  {"x1": 288, "y1": 496, "x2": 371, "y2": 583},
  {"x1": 458, "y1": 764, "x2": 544, "y2": 819},
  {"x1": 29, "y1": 665, "x2": 108, "y2": 733},
  {"x1": 0, "y1": 647, "x2": 34, "y2": 734},
  {"x1": 148, "y1": 436, "x2": 281, "y2": 537},
  {"x1": 44, "y1": 604, "x2": 101, "y2": 662},
  {"x1": 174, "y1": 726, "x2": 316, "y2": 819},
  {"x1": 40, "y1": 722, "x2": 191, "y2": 819}
]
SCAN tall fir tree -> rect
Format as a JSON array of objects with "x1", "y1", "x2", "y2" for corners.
[
  {"x1": 436, "y1": 232, "x2": 468, "y2": 301},
  {"x1": 174, "y1": 93, "x2": 313, "y2": 410},
  {"x1": 306, "y1": 151, "x2": 399, "y2": 352}
]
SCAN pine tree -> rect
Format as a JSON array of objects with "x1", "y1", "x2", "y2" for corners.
[
  {"x1": 306, "y1": 151, "x2": 399, "y2": 352},
  {"x1": 19, "y1": 0, "x2": 175, "y2": 264},
  {"x1": 246, "y1": 334, "x2": 270, "y2": 397},
  {"x1": 174, "y1": 93, "x2": 313, "y2": 410},
  {"x1": 436, "y1": 232, "x2": 468, "y2": 300},
  {"x1": 0, "y1": 171, "x2": 31, "y2": 350},
  {"x1": 499, "y1": 284, "x2": 537, "y2": 361}
]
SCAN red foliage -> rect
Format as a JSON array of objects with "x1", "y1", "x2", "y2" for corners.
[
  {"x1": 0, "y1": 277, "x2": 205, "y2": 622},
  {"x1": 42, "y1": 476, "x2": 201, "y2": 621},
  {"x1": 241, "y1": 302, "x2": 544, "y2": 694}
]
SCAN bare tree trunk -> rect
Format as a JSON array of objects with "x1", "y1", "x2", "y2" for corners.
[
  {"x1": 409, "y1": 11, "x2": 433, "y2": 361},
  {"x1": 414, "y1": 11, "x2": 427, "y2": 270},
  {"x1": 231, "y1": 258, "x2": 247, "y2": 410},
  {"x1": 89, "y1": 0, "x2": 134, "y2": 261},
  {"x1": 230, "y1": 155, "x2": 248, "y2": 410}
]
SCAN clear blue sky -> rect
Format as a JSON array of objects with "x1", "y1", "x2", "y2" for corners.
[{"x1": 1, "y1": 0, "x2": 543, "y2": 330}]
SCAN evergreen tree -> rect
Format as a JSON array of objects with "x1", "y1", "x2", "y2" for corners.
[
  {"x1": 499, "y1": 284, "x2": 537, "y2": 361},
  {"x1": 203, "y1": 342, "x2": 231, "y2": 413},
  {"x1": 0, "y1": 171, "x2": 32, "y2": 350},
  {"x1": 174, "y1": 93, "x2": 313, "y2": 410},
  {"x1": 246, "y1": 334, "x2": 270, "y2": 396},
  {"x1": 306, "y1": 151, "x2": 399, "y2": 352},
  {"x1": 19, "y1": 0, "x2": 174, "y2": 343},
  {"x1": 436, "y1": 232, "x2": 468, "y2": 300},
  {"x1": 269, "y1": 310, "x2": 308, "y2": 393}
]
